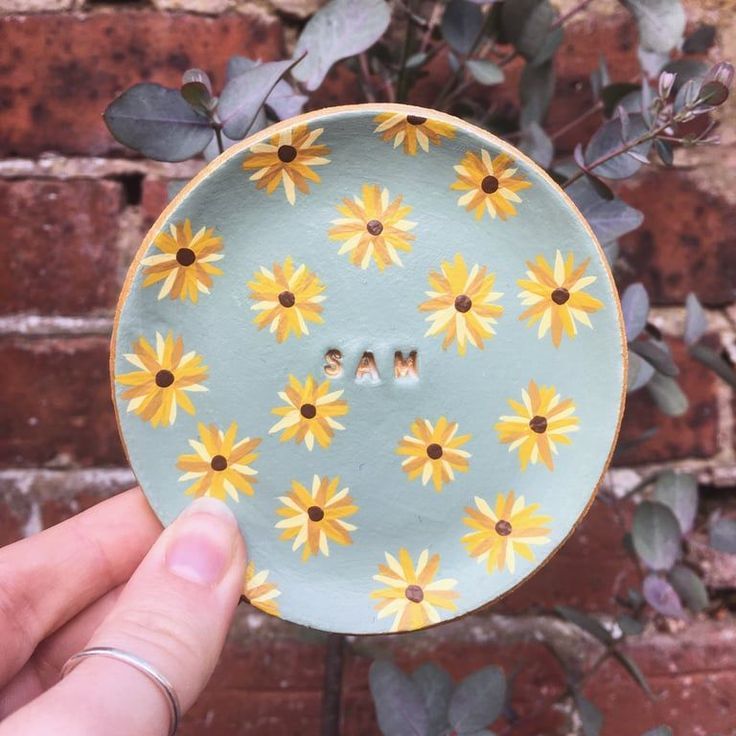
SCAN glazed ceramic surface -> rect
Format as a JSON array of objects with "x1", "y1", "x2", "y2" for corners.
[{"x1": 112, "y1": 104, "x2": 627, "y2": 634}]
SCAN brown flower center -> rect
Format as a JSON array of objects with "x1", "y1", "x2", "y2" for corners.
[
  {"x1": 405, "y1": 584, "x2": 424, "y2": 602},
  {"x1": 277, "y1": 144, "x2": 297, "y2": 163},
  {"x1": 529, "y1": 415, "x2": 548, "y2": 433},
  {"x1": 551, "y1": 287, "x2": 570, "y2": 305},
  {"x1": 278, "y1": 290, "x2": 296, "y2": 308},
  {"x1": 481, "y1": 175, "x2": 499, "y2": 194},
  {"x1": 210, "y1": 454, "x2": 228, "y2": 472},
  {"x1": 154, "y1": 369, "x2": 175, "y2": 388},
  {"x1": 495, "y1": 519, "x2": 513, "y2": 536},
  {"x1": 300, "y1": 403, "x2": 317, "y2": 419},
  {"x1": 454, "y1": 294, "x2": 472, "y2": 313},
  {"x1": 307, "y1": 505, "x2": 324, "y2": 522},
  {"x1": 406, "y1": 115, "x2": 427, "y2": 126},
  {"x1": 366, "y1": 219, "x2": 384, "y2": 236},
  {"x1": 175, "y1": 247, "x2": 196, "y2": 267},
  {"x1": 426, "y1": 443, "x2": 443, "y2": 460}
]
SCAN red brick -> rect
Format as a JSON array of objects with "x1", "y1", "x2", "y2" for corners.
[
  {"x1": 619, "y1": 170, "x2": 736, "y2": 307},
  {"x1": 0, "y1": 11, "x2": 282, "y2": 157},
  {"x1": 0, "y1": 337, "x2": 126, "y2": 467},
  {"x1": 0, "y1": 180, "x2": 123, "y2": 315},
  {"x1": 614, "y1": 338, "x2": 719, "y2": 466}
]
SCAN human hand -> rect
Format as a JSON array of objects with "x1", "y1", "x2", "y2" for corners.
[{"x1": 0, "y1": 488, "x2": 246, "y2": 736}]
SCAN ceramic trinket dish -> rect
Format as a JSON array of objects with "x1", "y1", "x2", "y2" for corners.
[{"x1": 111, "y1": 104, "x2": 627, "y2": 634}]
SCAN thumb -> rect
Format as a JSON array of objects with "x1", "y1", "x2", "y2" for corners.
[{"x1": 1, "y1": 496, "x2": 245, "y2": 736}]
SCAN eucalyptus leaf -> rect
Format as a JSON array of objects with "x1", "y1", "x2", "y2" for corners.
[
  {"x1": 652, "y1": 470, "x2": 697, "y2": 534},
  {"x1": 689, "y1": 343, "x2": 736, "y2": 389},
  {"x1": 709, "y1": 517, "x2": 736, "y2": 554},
  {"x1": 669, "y1": 564, "x2": 709, "y2": 612},
  {"x1": 618, "y1": 614, "x2": 645, "y2": 636},
  {"x1": 583, "y1": 198, "x2": 644, "y2": 244},
  {"x1": 637, "y1": 46, "x2": 670, "y2": 77},
  {"x1": 621, "y1": 283, "x2": 649, "y2": 342},
  {"x1": 203, "y1": 110, "x2": 266, "y2": 162},
  {"x1": 646, "y1": 372, "x2": 688, "y2": 416},
  {"x1": 501, "y1": 0, "x2": 562, "y2": 65},
  {"x1": 411, "y1": 663, "x2": 453, "y2": 736},
  {"x1": 661, "y1": 58, "x2": 708, "y2": 93},
  {"x1": 520, "y1": 60, "x2": 555, "y2": 127},
  {"x1": 448, "y1": 666, "x2": 506, "y2": 733},
  {"x1": 555, "y1": 605, "x2": 614, "y2": 645},
  {"x1": 584, "y1": 113, "x2": 652, "y2": 180},
  {"x1": 293, "y1": 0, "x2": 391, "y2": 91},
  {"x1": 631, "y1": 501, "x2": 682, "y2": 571},
  {"x1": 369, "y1": 660, "x2": 429, "y2": 736},
  {"x1": 600, "y1": 82, "x2": 641, "y2": 117},
  {"x1": 625, "y1": 0, "x2": 686, "y2": 53},
  {"x1": 442, "y1": 0, "x2": 483, "y2": 56},
  {"x1": 613, "y1": 649, "x2": 655, "y2": 698},
  {"x1": 628, "y1": 351, "x2": 656, "y2": 392},
  {"x1": 630, "y1": 339, "x2": 678, "y2": 377},
  {"x1": 181, "y1": 68, "x2": 214, "y2": 113},
  {"x1": 643, "y1": 574, "x2": 685, "y2": 618},
  {"x1": 518, "y1": 122, "x2": 553, "y2": 168},
  {"x1": 219, "y1": 57, "x2": 301, "y2": 139},
  {"x1": 574, "y1": 692, "x2": 603, "y2": 736},
  {"x1": 466, "y1": 59, "x2": 505, "y2": 86},
  {"x1": 655, "y1": 139, "x2": 673, "y2": 165},
  {"x1": 682, "y1": 24, "x2": 716, "y2": 54},
  {"x1": 103, "y1": 83, "x2": 213, "y2": 162},
  {"x1": 590, "y1": 55, "x2": 611, "y2": 100}
]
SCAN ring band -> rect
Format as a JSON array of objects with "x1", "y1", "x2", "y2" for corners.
[{"x1": 61, "y1": 646, "x2": 181, "y2": 736}]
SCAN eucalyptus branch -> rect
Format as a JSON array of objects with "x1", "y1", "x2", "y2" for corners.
[
  {"x1": 550, "y1": 100, "x2": 603, "y2": 141},
  {"x1": 213, "y1": 124, "x2": 225, "y2": 155},
  {"x1": 358, "y1": 52, "x2": 377, "y2": 103},
  {"x1": 396, "y1": 0, "x2": 417, "y2": 103}
]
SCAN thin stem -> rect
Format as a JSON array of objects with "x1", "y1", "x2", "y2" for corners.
[
  {"x1": 358, "y1": 53, "x2": 377, "y2": 103},
  {"x1": 396, "y1": 0, "x2": 416, "y2": 103},
  {"x1": 550, "y1": 101, "x2": 603, "y2": 141},
  {"x1": 213, "y1": 125, "x2": 225, "y2": 155},
  {"x1": 419, "y1": 0, "x2": 443, "y2": 54},
  {"x1": 321, "y1": 634, "x2": 345, "y2": 736}
]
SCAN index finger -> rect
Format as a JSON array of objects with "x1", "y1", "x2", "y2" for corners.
[{"x1": 0, "y1": 488, "x2": 161, "y2": 687}]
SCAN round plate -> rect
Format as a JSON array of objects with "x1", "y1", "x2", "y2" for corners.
[{"x1": 112, "y1": 104, "x2": 627, "y2": 634}]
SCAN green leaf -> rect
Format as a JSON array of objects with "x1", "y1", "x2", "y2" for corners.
[
  {"x1": 369, "y1": 660, "x2": 429, "y2": 736},
  {"x1": 411, "y1": 663, "x2": 453, "y2": 736},
  {"x1": 612, "y1": 648, "x2": 655, "y2": 699},
  {"x1": 689, "y1": 343, "x2": 736, "y2": 390},
  {"x1": 617, "y1": 614, "x2": 645, "y2": 636},
  {"x1": 181, "y1": 68, "x2": 214, "y2": 113},
  {"x1": 219, "y1": 57, "x2": 302, "y2": 139},
  {"x1": 629, "y1": 339, "x2": 678, "y2": 377},
  {"x1": 643, "y1": 573, "x2": 685, "y2": 618},
  {"x1": 448, "y1": 666, "x2": 506, "y2": 733},
  {"x1": 621, "y1": 283, "x2": 649, "y2": 342},
  {"x1": 293, "y1": 0, "x2": 391, "y2": 91},
  {"x1": 501, "y1": 0, "x2": 562, "y2": 65},
  {"x1": 584, "y1": 113, "x2": 652, "y2": 180},
  {"x1": 646, "y1": 372, "x2": 688, "y2": 416},
  {"x1": 600, "y1": 82, "x2": 641, "y2": 117},
  {"x1": 519, "y1": 60, "x2": 555, "y2": 127},
  {"x1": 682, "y1": 24, "x2": 716, "y2": 53},
  {"x1": 709, "y1": 517, "x2": 736, "y2": 554},
  {"x1": 652, "y1": 470, "x2": 697, "y2": 534},
  {"x1": 590, "y1": 55, "x2": 611, "y2": 100},
  {"x1": 442, "y1": 0, "x2": 483, "y2": 56},
  {"x1": 103, "y1": 82, "x2": 213, "y2": 162},
  {"x1": 632, "y1": 501, "x2": 682, "y2": 571},
  {"x1": 668, "y1": 565, "x2": 709, "y2": 613},
  {"x1": 555, "y1": 606, "x2": 614, "y2": 645},
  {"x1": 574, "y1": 692, "x2": 603, "y2": 736},
  {"x1": 625, "y1": 0, "x2": 686, "y2": 53},
  {"x1": 518, "y1": 122, "x2": 553, "y2": 168},
  {"x1": 466, "y1": 59, "x2": 505, "y2": 86},
  {"x1": 628, "y1": 351, "x2": 656, "y2": 392}
]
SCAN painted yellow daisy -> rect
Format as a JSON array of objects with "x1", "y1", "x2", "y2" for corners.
[
  {"x1": 419, "y1": 253, "x2": 504, "y2": 355},
  {"x1": 247, "y1": 257, "x2": 326, "y2": 343},
  {"x1": 328, "y1": 184, "x2": 416, "y2": 270},
  {"x1": 116, "y1": 331, "x2": 208, "y2": 428},
  {"x1": 396, "y1": 417, "x2": 471, "y2": 491},
  {"x1": 275, "y1": 475, "x2": 358, "y2": 561},
  {"x1": 462, "y1": 491, "x2": 552, "y2": 574},
  {"x1": 176, "y1": 422, "x2": 260, "y2": 501},
  {"x1": 451, "y1": 149, "x2": 531, "y2": 221},
  {"x1": 242, "y1": 562, "x2": 281, "y2": 617},
  {"x1": 518, "y1": 250, "x2": 604, "y2": 347},
  {"x1": 370, "y1": 548, "x2": 459, "y2": 632},
  {"x1": 495, "y1": 380, "x2": 579, "y2": 471},
  {"x1": 242, "y1": 124, "x2": 330, "y2": 205},
  {"x1": 269, "y1": 374, "x2": 349, "y2": 451},
  {"x1": 373, "y1": 112, "x2": 455, "y2": 155},
  {"x1": 141, "y1": 219, "x2": 224, "y2": 302}
]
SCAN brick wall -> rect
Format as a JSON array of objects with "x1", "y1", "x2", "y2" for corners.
[{"x1": 1, "y1": 1, "x2": 735, "y2": 734}]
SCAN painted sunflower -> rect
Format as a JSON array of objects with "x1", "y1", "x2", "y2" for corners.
[
  {"x1": 328, "y1": 183, "x2": 416, "y2": 270},
  {"x1": 275, "y1": 475, "x2": 358, "y2": 561},
  {"x1": 396, "y1": 416, "x2": 471, "y2": 491},
  {"x1": 373, "y1": 112, "x2": 455, "y2": 155},
  {"x1": 116, "y1": 331, "x2": 208, "y2": 428},
  {"x1": 495, "y1": 380, "x2": 579, "y2": 471},
  {"x1": 242, "y1": 124, "x2": 330, "y2": 205},
  {"x1": 462, "y1": 491, "x2": 552, "y2": 574},
  {"x1": 370, "y1": 548, "x2": 459, "y2": 632},
  {"x1": 451, "y1": 149, "x2": 531, "y2": 221},
  {"x1": 242, "y1": 562, "x2": 281, "y2": 617},
  {"x1": 518, "y1": 250, "x2": 604, "y2": 347},
  {"x1": 248, "y1": 257, "x2": 326, "y2": 343},
  {"x1": 141, "y1": 218, "x2": 224, "y2": 302},
  {"x1": 419, "y1": 252, "x2": 504, "y2": 355},
  {"x1": 176, "y1": 421, "x2": 260, "y2": 501},
  {"x1": 269, "y1": 374, "x2": 349, "y2": 451}
]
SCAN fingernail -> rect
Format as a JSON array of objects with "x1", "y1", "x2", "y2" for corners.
[{"x1": 166, "y1": 498, "x2": 237, "y2": 585}]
